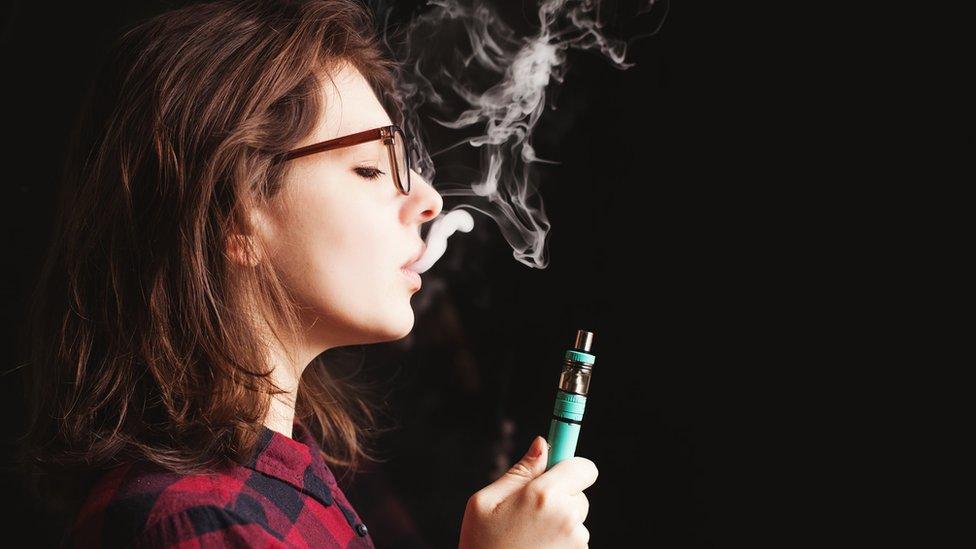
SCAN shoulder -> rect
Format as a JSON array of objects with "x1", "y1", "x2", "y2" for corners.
[
  {"x1": 127, "y1": 505, "x2": 286, "y2": 548},
  {"x1": 67, "y1": 460, "x2": 284, "y2": 548}
]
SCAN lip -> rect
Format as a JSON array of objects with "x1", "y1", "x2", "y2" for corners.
[
  {"x1": 400, "y1": 267, "x2": 422, "y2": 290},
  {"x1": 403, "y1": 242, "x2": 427, "y2": 270}
]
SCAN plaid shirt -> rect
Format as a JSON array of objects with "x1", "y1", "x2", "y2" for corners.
[{"x1": 64, "y1": 419, "x2": 374, "y2": 548}]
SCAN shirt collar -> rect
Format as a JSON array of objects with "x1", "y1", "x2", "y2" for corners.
[{"x1": 242, "y1": 418, "x2": 338, "y2": 510}]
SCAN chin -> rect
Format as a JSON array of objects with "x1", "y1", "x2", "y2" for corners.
[
  {"x1": 388, "y1": 306, "x2": 416, "y2": 341},
  {"x1": 363, "y1": 305, "x2": 415, "y2": 344}
]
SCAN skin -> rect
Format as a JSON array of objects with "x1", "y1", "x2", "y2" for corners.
[
  {"x1": 228, "y1": 62, "x2": 595, "y2": 549},
  {"x1": 229, "y1": 61, "x2": 443, "y2": 438}
]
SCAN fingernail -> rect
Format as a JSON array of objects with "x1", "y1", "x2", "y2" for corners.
[{"x1": 529, "y1": 436, "x2": 544, "y2": 458}]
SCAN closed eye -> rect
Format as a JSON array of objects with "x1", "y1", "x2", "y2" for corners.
[{"x1": 354, "y1": 167, "x2": 385, "y2": 180}]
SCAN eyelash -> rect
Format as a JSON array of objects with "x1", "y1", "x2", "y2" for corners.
[{"x1": 355, "y1": 167, "x2": 385, "y2": 180}]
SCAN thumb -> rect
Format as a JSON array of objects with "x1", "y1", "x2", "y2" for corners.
[{"x1": 480, "y1": 436, "x2": 550, "y2": 504}]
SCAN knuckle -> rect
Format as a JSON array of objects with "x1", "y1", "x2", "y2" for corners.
[
  {"x1": 576, "y1": 525, "x2": 590, "y2": 546},
  {"x1": 573, "y1": 457, "x2": 598, "y2": 478},
  {"x1": 580, "y1": 459, "x2": 598, "y2": 479},
  {"x1": 528, "y1": 485, "x2": 550, "y2": 510},
  {"x1": 561, "y1": 514, "x2": 578, "y2": 536},
  {"x1": 467, "y1": 493, "x2": 489, "y2": 515},
  {"x1": 506, "y1": 461, "x2": 533, "y2": 479}
]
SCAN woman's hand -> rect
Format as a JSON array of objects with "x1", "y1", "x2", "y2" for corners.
[{"x1": 458, "y1": 436, "x2": 598, "y2": 549}]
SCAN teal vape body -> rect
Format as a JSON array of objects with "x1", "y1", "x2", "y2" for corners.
[{"x1": 546, "y1": 332, "x2": 596, "y2": 471}]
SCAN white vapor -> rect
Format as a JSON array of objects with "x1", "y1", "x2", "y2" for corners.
[
  {"x1": 389, "y1": 0, "x2": 661, "y2": 272},
  {"x1": 409, "y1": 209, "x2": 475, "y2": 273}
]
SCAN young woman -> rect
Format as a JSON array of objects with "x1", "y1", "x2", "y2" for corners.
[{"x1": 18, "y1": 1, "x2": 597, "y2": 547}]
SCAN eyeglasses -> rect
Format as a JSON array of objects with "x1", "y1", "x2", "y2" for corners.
[{"x1": 281, "y1": 124, "x2": 411, "y2": 195}]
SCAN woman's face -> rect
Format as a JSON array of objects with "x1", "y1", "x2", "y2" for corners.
[{"x1": 253, "y1": 62, "x2": 443, "y2": 349}]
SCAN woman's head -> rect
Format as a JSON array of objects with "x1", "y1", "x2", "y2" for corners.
[
  {"x1": 18, "y1": 0, "x2": 439, "y2": 519},
  {"x1": 249, "y1": 61, "x2": 441, "y2": 354}
]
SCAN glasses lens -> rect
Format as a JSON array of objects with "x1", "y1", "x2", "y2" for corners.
[{"x1": 393, "y1": 128, "x2": 409, "y2": 194}]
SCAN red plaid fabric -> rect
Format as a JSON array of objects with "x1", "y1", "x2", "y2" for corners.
[{"x1": 64, "y1": 418, "x2": 374, "y2": 548}]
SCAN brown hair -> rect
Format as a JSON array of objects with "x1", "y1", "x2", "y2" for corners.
[{"x1": 16, "y1": 0, "x2": 402, "y2": 523}]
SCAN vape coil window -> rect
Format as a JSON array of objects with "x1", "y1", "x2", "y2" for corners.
[
  {"x1": 558, "y1": 330, "x2": 595, "y2": 395},
  {"x1": 558, "y1": 366, "x2": 592, "y2": 395}
]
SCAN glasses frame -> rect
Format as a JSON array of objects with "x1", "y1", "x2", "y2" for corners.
[{"x1": 281, "y1": 124, "x2": 411, "y2": 195}]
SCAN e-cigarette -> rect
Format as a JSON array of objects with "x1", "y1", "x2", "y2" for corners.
[{"x1": 546, "y1": 329, "x2": 596, "y2": 471}]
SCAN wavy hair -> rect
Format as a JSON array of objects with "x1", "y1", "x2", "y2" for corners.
[{"x1": 15, "y1": 0, "x2": 402, "y2": 525}]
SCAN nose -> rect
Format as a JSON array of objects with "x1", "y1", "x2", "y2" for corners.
[{"x1": 407, "y1": 169, "x2": 443, "y2": 224}]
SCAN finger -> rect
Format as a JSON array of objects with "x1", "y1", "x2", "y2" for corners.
[
  {"x1": 535, "y1": 456, "x2": 599, "y2": 495},
  {"x1": 573, "y1": 492, "x2": 590, "y2": 523},
  {"x1": 572, "y1": 524, "x2": 590, "y2": 547}
]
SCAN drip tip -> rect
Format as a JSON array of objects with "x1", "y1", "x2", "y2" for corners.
[{"x1": 573, "y1": 330, "x2": 594, "y2": 352}]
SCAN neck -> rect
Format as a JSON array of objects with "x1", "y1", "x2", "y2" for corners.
[
  {"x1": 260, "y1": 329, "x2": 323, "y2": 440},
  {"x1": 265, "y1": 392, "x2": 298, "y2": 439},
  {"x1": 251, "y1": 306, "x2": 340, "y2": 439}
]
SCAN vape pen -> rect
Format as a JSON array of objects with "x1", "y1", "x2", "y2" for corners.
[{"x1": 546, "y1": 329, "x2": 596, "y2": 471}]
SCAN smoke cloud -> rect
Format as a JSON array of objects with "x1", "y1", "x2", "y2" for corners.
[{"x1": 392, "y1": 0, "x2": 663, "y2": 272}]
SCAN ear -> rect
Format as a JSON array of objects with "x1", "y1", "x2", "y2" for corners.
[
  {"x1": 226, "y1": 233, "x2": 262, "y2": 267},
  {"x1": 226, "y1": 205, "x2": 275, "y2": 267}
]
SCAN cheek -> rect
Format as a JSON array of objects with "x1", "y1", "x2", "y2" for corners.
[
  {"x1": 290, "y1": 203, "x2": 370, "y2": 287},
  {"x1": 270, "y1": 183, "x2": 401, "y2": 323}
]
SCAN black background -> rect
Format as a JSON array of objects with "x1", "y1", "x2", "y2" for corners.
[{"x1": 0, "y1": 1, "x2": 855, "y2": 547}]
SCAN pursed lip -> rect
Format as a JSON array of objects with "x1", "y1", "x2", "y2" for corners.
[{"x1": 402, "y1": 242, "x2": 427, "y2": 271}]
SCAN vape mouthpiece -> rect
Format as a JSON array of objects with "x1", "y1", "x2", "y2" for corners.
[{"x1": 573, "y1": 330, "x2": 594, "y2": 353}]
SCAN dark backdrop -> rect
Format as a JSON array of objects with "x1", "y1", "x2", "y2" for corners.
[{"x1": 0, "y1": 1, "x2": 835, "y2": 547}]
